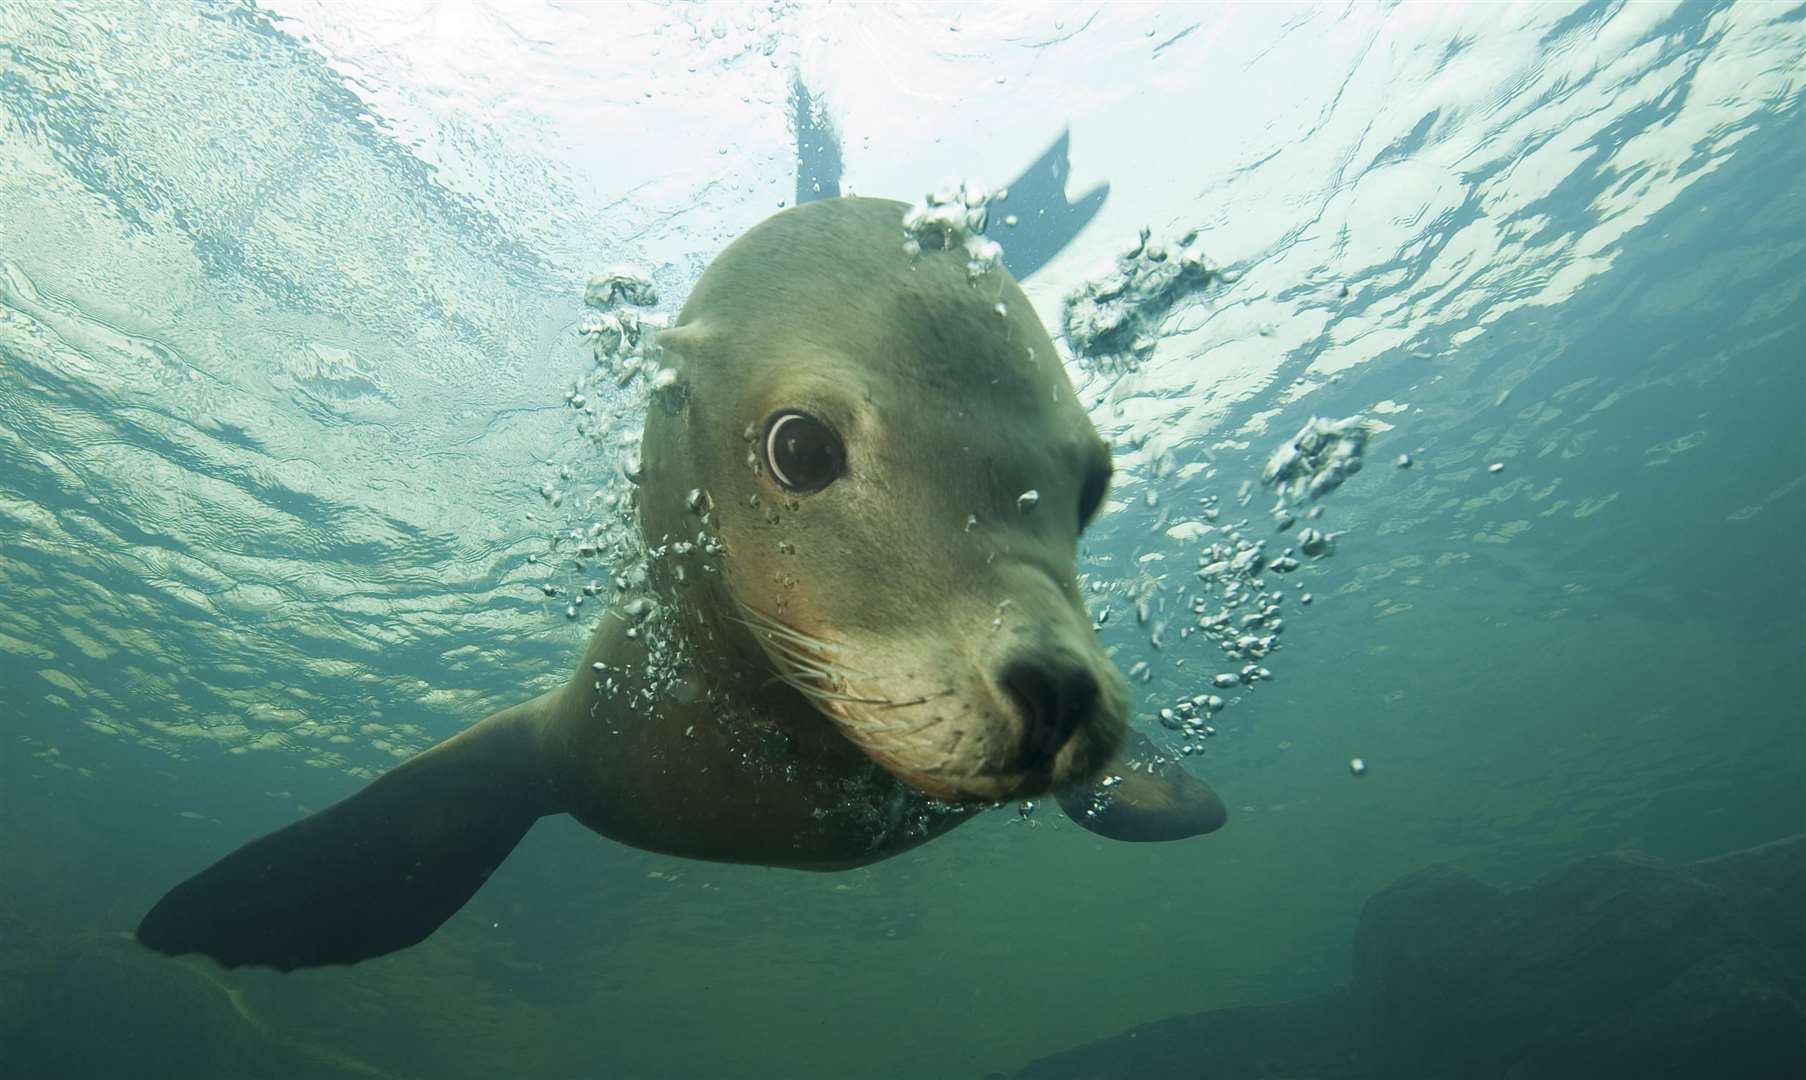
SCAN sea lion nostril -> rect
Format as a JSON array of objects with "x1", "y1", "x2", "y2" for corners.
[{"x1": 1001, "y1": 655, "x2": 1100, "y2": 765}]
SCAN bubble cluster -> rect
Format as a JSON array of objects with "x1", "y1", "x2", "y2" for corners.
[
  {"x1": 1060, "y1": 226, "x2": 1218, "y2": 375},
  {"x1": 1262, "y1": 415, "x2": 1371, "y2": 504},
  {"x1": 1153, "y1": 693, "x2": 1223, "y2": 753},
  {"x1": 1079, "y1": 406, "x2": 1381, "y2": 764},
  {"x1": 1170, "y1": 419, "x2": 1373, "y2": 702},
  {"x1": 901, "y1": 181, "x2": 1004, "y2": 281},
  {"x1": 584, "y1": 267, "x2": 659, "y2": 309},
  {"x1": 524, "y1": 265, "x2": 686, "y2": 632},
  {"x1": 1188, "y1": 499, "x2": 1291, "y2": 676},
  {"x1": 582, "y1": 268, "x2": 670, "y2": 393}
]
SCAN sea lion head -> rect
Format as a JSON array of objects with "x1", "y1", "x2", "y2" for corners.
[{"x1": 640, "y1": 197, "x2": 1124, "y2": 802}]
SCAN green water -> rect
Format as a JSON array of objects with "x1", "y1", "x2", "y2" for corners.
[{"x1": 2, "y1": 2, "x2": 1803, "y2": 1078}]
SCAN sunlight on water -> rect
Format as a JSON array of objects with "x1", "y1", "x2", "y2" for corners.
[{"x1": 2, "y1": 2, "x2": 1802, "y2": 1077}]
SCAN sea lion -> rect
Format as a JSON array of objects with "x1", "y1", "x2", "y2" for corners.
[{"x1": 137, "y1": 197, "x2": 1226, "y2": 971}]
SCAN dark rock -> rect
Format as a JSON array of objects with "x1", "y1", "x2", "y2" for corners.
[
  {"x1": 1353, "y1": 836, "x2": 1805, "y2": 1079},
  {"x1": 1006, "y1": 837, "x2": 1806, "y2": 1080},
  {"x1": 3, "y1": 937, "x2": 373, "y2": 1079},
  {"x1": 0, "y1": 901, "x2": 52, "y2": 1053},
  {"x1": 1011, "y1": 988, "x2": 1368, "y2": 1080}
]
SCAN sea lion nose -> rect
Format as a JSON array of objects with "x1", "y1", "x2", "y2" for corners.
[{"x1": 1001, "y1": 652, "x2": 1100, "y2": 765}]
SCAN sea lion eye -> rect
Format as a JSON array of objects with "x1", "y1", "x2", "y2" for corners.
[
  {"x1": 763, "y1": 411, "x2": 845, "y2": 493},
  {"x1": 1078, "y1": 458, "x2": 1112, "y2": 527}
]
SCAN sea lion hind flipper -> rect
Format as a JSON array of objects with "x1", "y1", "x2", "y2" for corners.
[
  {"x1": 137, "y1": 699, "x2": 557, "y2": 970},
  {"x1": 1054, "y1": 730, "x2": 1228, "y2": 842},
  {"x1": 996, "y1": 128, "x2": 1110, "y2": 281}
]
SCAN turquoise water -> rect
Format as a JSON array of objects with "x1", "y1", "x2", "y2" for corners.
[{"x1": 2, "y1": 3, "x2": 1802, "y2": 1077}]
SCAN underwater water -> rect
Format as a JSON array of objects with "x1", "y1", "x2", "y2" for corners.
[{"x1": 1, "y1": 2, "x2": 1802, "y2": 1078}]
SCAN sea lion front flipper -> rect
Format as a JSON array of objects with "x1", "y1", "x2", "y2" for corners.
[
  {"x1": 137, "y1": 697, "x2": 558, "y2": 971},
  {"x1": 1055, "y1": 729, "x2": 1227, "y2": 842}
]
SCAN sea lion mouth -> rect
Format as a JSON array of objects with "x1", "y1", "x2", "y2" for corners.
[
  {"x1": 732, "y1": 599, "x2": 1115, "y2": 801},
  {"x1": 730, "y1": 601, "x2": 936, "y2": 715}
]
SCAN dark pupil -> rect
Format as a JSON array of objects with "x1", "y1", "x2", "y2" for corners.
[{"x1": 766, "y1": 414, "x2": 842, "y2": 492}]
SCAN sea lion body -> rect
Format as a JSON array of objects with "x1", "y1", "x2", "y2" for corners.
[
  {"x1": 541, "y1": 610, "x2": 967, "y2": 869},
  {"x1": 137, "y1": 198, "x2": 1225, "y2": 971}
]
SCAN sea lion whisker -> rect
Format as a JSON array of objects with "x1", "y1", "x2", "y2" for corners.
[
  {"x1": 731, "y1": 613, "x2": 880, "y2": 690},
  {"x1": 871, "y1": 691, "x2": 946, "y2": 712},
  {"x1": 731, "y1": 603, "x2": 851, "y2": 658},
  {"x1": 856, "y1": 722, "x2": 960, "y2": 772},
  {"x1": 735, "y1": 617, "x2": 831, "y2": 654},
  {"x1": 730, "y1": 617, "x2": 876, "y2": 684},
  {"x1": 764, "y1": 674, "x2": 845, "y2": 708},
  {"x1": 768, "y1": 650, "x2": 842, "y2": 685},
  {"x1": 769, "y1": 666, "x2": 832, "y2": 698},
  {"x1": 760, "y1": 636, "x2": 859, "y2": 682},
  {"x1": 763, "y1": 644, "x2": 865, "y2": 695},
  {"x1": 802, "y1": 687, "x2": 899, "y2": 707},
  {"x1": 773, "y1": 636, "x2": 863, "y2": 677},
  {"x1": 728, "y1": 607, "x2": 843, "y2": 653},
  {"x1": 766, "y1": 662, "x2": 896, "y2": 709},
  {"x1": 856, "y1": 710, "x2": 947, "y2": 738},
  {"x1": 846, "y1": 701, "x2": 937, "y2": 733},
  {"x1": 844, "y1": 712, "x2": 948, "y2": 750}
]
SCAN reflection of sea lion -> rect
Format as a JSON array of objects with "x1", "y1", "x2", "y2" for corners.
[{"x1": 137, "y1": 197, "x2": 1225, "y2": 971}]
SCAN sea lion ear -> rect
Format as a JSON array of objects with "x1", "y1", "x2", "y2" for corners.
[
  {"x1": 649, "y1": 323, "x2": 710, "y2": 417},
  {"x1": 652, "y1": 321, "x2": 710, "y2": 364}
]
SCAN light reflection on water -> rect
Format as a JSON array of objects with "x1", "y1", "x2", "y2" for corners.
[{"x1": 1, "y1": 2, "x2": 1802, "y2": 1077}]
